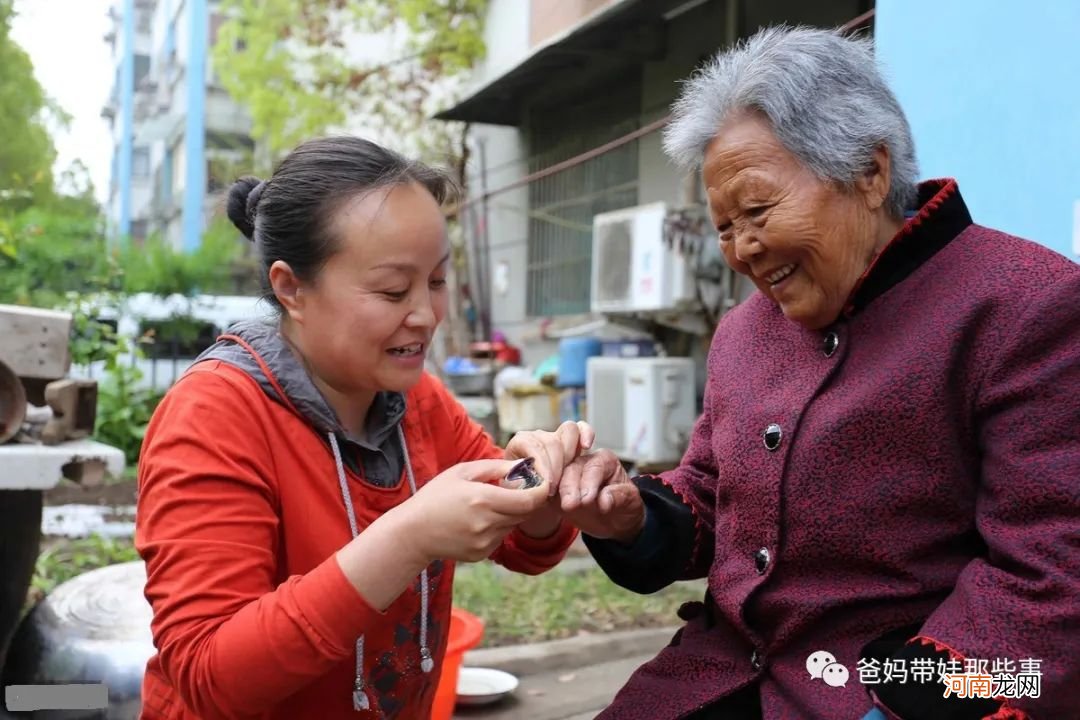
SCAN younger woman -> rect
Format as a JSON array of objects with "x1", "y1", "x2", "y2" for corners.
[{"x1": 135, "y1": 137, "x2": 587, "y2": 719}]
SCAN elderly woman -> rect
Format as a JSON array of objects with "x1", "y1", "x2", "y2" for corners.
[{"x1": 559, "y1": 26, "x2": 1079, "y2": 720}]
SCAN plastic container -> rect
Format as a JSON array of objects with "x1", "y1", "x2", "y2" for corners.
[
  {"x1": 497, "y1": 386, "x2": 561, "y2": 433},
  {"x1": 601, "y1": 339, "x2": 657, "y2": 358},
  {"x1": 445, "y1": 369, "x2": 495, "y2": 396},
  {"x1": 431, "y1": 608, "x2": 486, "y2": 720},
  {"x1": 556, "y1": 337, "x2": 601, "y2": 387},
  {"x1": 559, "y1": 387, "x2": 587, "y2": 424}
]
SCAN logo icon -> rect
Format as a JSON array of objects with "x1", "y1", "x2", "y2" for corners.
[{"x1": 807, "y1": 650, "x2": 849, "y2": 688}]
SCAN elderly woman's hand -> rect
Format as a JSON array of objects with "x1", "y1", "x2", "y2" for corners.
[
  {"x1": 505, "y1": 420, "x2": 595, "y2": 493},
  {"x1": 504, "y1": 421, "x2": 595, "y2": 538},
  {"x1": 559, "y1": 450, "x2": 645, "y2": 543}
]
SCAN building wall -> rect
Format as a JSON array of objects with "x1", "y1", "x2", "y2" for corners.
[
  {"x1": 875, "y1": 0, "x2": 1080, "y2": 261},
  {"x1": 111, "y1": 0, "x2": 136, "y2": 241},
  {"x1": 528, "y1": 0, "x2": 623, "y2": 48},
  {"x1": 458, "y1": 0, "x2": 532, "y2": 102},
  {"x1": 637, "y1": 0, "x2": 735, "y2": 209},
  {"x1": 456, "y1": 0, "x2": 877, "y2": 368},
  {"x1": 468, "y1": 126, "x2": 532, "y2": 348},
  {"x1": 467, "y1": 0, "x2": 740, "y2": 367},
  {"x1": 107, "y1": 0, "x2": 253, "y2": 252}
]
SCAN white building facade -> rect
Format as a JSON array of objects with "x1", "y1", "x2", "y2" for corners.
[
  {"x1": 103, "y1": 0, "x2": 253, "y2": 251},
  {"x1": 436, "y1": 0, "x2": 872, "y2": 368}
]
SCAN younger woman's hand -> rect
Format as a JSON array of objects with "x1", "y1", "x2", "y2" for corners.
[
  {"x1": 399, "y1": 458, "x2": 552, "y2": 563},
  {"x1": 505, "y1": 421, "x2": 595, "y2": 496}
]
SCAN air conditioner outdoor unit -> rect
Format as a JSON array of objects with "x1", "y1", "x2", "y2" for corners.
[
  {"x1": 591, "y1": 202, "x2": 700, "y2": 314},
  {"x1": 586, "y1": 357, "x2": 696, "y2": 467}
]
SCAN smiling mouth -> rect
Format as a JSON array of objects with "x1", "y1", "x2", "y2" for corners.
[
  {"x1": 388, "y1": 343, "x2": 424, "y2": 356},
  {"x1": 764, "y1": 264, "x2": 797, "y2": 286}
]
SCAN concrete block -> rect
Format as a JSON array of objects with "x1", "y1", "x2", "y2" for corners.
[
  {"x1": 0, "y1": 304, "x2": 73, "y2": 381},
  {"x1": 41, "y1": 379, "x2": 97, "y2": 445},
  {"x1": 0, "y1": 439, "x2": 125, "y2": 491}
]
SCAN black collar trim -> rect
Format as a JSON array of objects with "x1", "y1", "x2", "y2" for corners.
[{"x1": 843, "y1": 178, "x2": 973, "y2": 317}]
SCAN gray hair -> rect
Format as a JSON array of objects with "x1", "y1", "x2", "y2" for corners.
[{"x1": 662, "y1": 25, "x2": 918, "y2": 218}]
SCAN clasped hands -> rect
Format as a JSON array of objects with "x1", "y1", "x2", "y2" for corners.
[
  {"x1": 503, "y1": 421, "x2": 645, "y2": 544},
  {"x1": 400, "y1": 421, "x2": 645, "y2": 568}
]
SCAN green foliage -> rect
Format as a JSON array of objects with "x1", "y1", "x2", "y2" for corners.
[
  {"x1": 453, "y1": 562, "x2": 704, "y2": 647},
  {"x1": 0, "y1": 203, "x2": 116, "y2": 308},
  {"x1": 212, "y1": 0, "x2": 487, "y2": 168},
  {"x1": 118, "y1": 217, "x2": 247, "y2": 297},
  {"x1": 94, "y1": 358, "x2": 162, "y2": 466},
  {"x1": 0, "y1": 0, "x2": 61, "y2": 205},
  {"x1": 0, "y1": 202, "x2": 246, "y2": 465},
  {"x1": 66, "y1": 292, "x2": 161, "y2": 465},
  {"x1": 30, "y1": 535, "x2": 140, "y2": 604}
]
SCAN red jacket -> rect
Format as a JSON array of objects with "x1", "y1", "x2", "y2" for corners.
[{"x1": 136, "y1": 347, "x2": 576, "y2": 719}]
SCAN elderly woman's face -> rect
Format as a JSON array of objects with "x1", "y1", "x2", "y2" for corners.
[{"x1": 702, "y1": 113, "x2": 892, "y2": 330}]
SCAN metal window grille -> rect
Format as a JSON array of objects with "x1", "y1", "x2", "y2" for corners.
[{"x1": 526, "y1": 119, "x2": 640, "y2": 316}]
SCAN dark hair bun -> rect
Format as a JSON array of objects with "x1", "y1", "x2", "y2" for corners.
[{"x1": 226, "y1": 176, "x2": 264, "y2": 241}]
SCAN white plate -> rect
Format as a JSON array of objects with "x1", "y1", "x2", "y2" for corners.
[{"x1": 456, "y1": 667, "x2": 520, "y2": 706}]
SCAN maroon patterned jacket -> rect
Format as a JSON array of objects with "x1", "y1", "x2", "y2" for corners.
[{"x1": 585, "y1": 180, "x2": 1080, "y2": 719}]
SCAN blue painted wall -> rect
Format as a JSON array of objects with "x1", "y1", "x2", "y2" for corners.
[
  {"x1": 875, "y1": 0, "x2": 1080, "y2": 260},
  {"x1": 182, "y1": 0, "x2": 208, "y2": 252},
  {"x1": 117, "y1": 0, "x2": 136, "y2": 241}
]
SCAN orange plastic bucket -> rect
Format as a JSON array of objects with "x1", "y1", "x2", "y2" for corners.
[{"x1": 431, "y1": 608, "x2": 485, "y2": 720}]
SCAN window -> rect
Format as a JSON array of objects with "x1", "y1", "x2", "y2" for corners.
[
  {"x1": 135, "y1": 4, "x2": 153, "y2": 34},
  {"x1": 130, "y1": 220, "x2": 149, "y2": 244},
  {"x1": 110, "y1": 147, "x2": 119, "y2": 199},
  {"x1": 165, "y1": 19, "x2": 176, "y2": 68},
  {"x1": 134, "y1": 54, "x2": 150, "y2": 86},
  {"x1": 132, "y1": 147, "x2": 151, "y2": 178},
  {"x1": 525, "y1": 85, "x2": 642, "y2": 317},
  {"x1": 161, "y1": 149, "x2": 173, "y2": 204}
]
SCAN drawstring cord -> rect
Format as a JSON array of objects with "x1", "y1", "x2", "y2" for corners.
[
  {"x1": 218, "y1": 332, "x2": 431, "y2": 713},
  {"x1": 329, "y1": 425, "x2": 431, "y2": 713}
]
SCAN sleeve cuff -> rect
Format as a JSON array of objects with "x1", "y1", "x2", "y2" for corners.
[
  {"x1": 869, "y1": 635, "x2": 1004, "y2": 720},
  {"x1": 582, "y1": 505, "x2": 663, "y2": 563},
  {"x1": 581, "y1": 474, "x2": 699, "y2": 594},
  {"x1": 288, "y1": 554, "x2": 384, "y2": 657},
  {"x1": 501, "y1": 520, "x2": 579, "y2": 574}
]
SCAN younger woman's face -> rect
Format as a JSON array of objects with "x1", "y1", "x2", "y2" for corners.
[{"x1": 282, "y1": 182, "x2": 450, "y2": 397}]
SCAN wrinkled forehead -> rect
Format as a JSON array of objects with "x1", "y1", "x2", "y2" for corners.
[{"x1": 701, "y1": 122, "x2": 807, "y2": 206}]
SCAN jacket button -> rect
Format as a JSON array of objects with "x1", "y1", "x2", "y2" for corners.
[
  {"x1": 762, "y1": 423, "x2": 782, "y2": 451},
  {"x1": 751, "y1": 649, "x2": 763, "y2": 671},
  {"x1": 754, "y1": 547, "x2": 771, "y2": 574},
  {"x1": 823, "y1": 331, "x2": 839, "y2": 357}
]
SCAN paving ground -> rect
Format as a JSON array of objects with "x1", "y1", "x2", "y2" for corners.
[
  {"x1": 449, "y1": 626, "x2": 674, "y2": 720},
  {"x1": 453, "y1": 652, "x2": 653, "y2": 720}
]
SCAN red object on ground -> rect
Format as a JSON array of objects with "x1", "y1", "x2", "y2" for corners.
[{"x1": 431, "y1": 608, "x2": 486, "y2": 720}]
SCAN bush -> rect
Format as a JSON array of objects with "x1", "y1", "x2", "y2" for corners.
[{"x1": 1, "y1": 201, "x2": 249, "y2": 466}]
